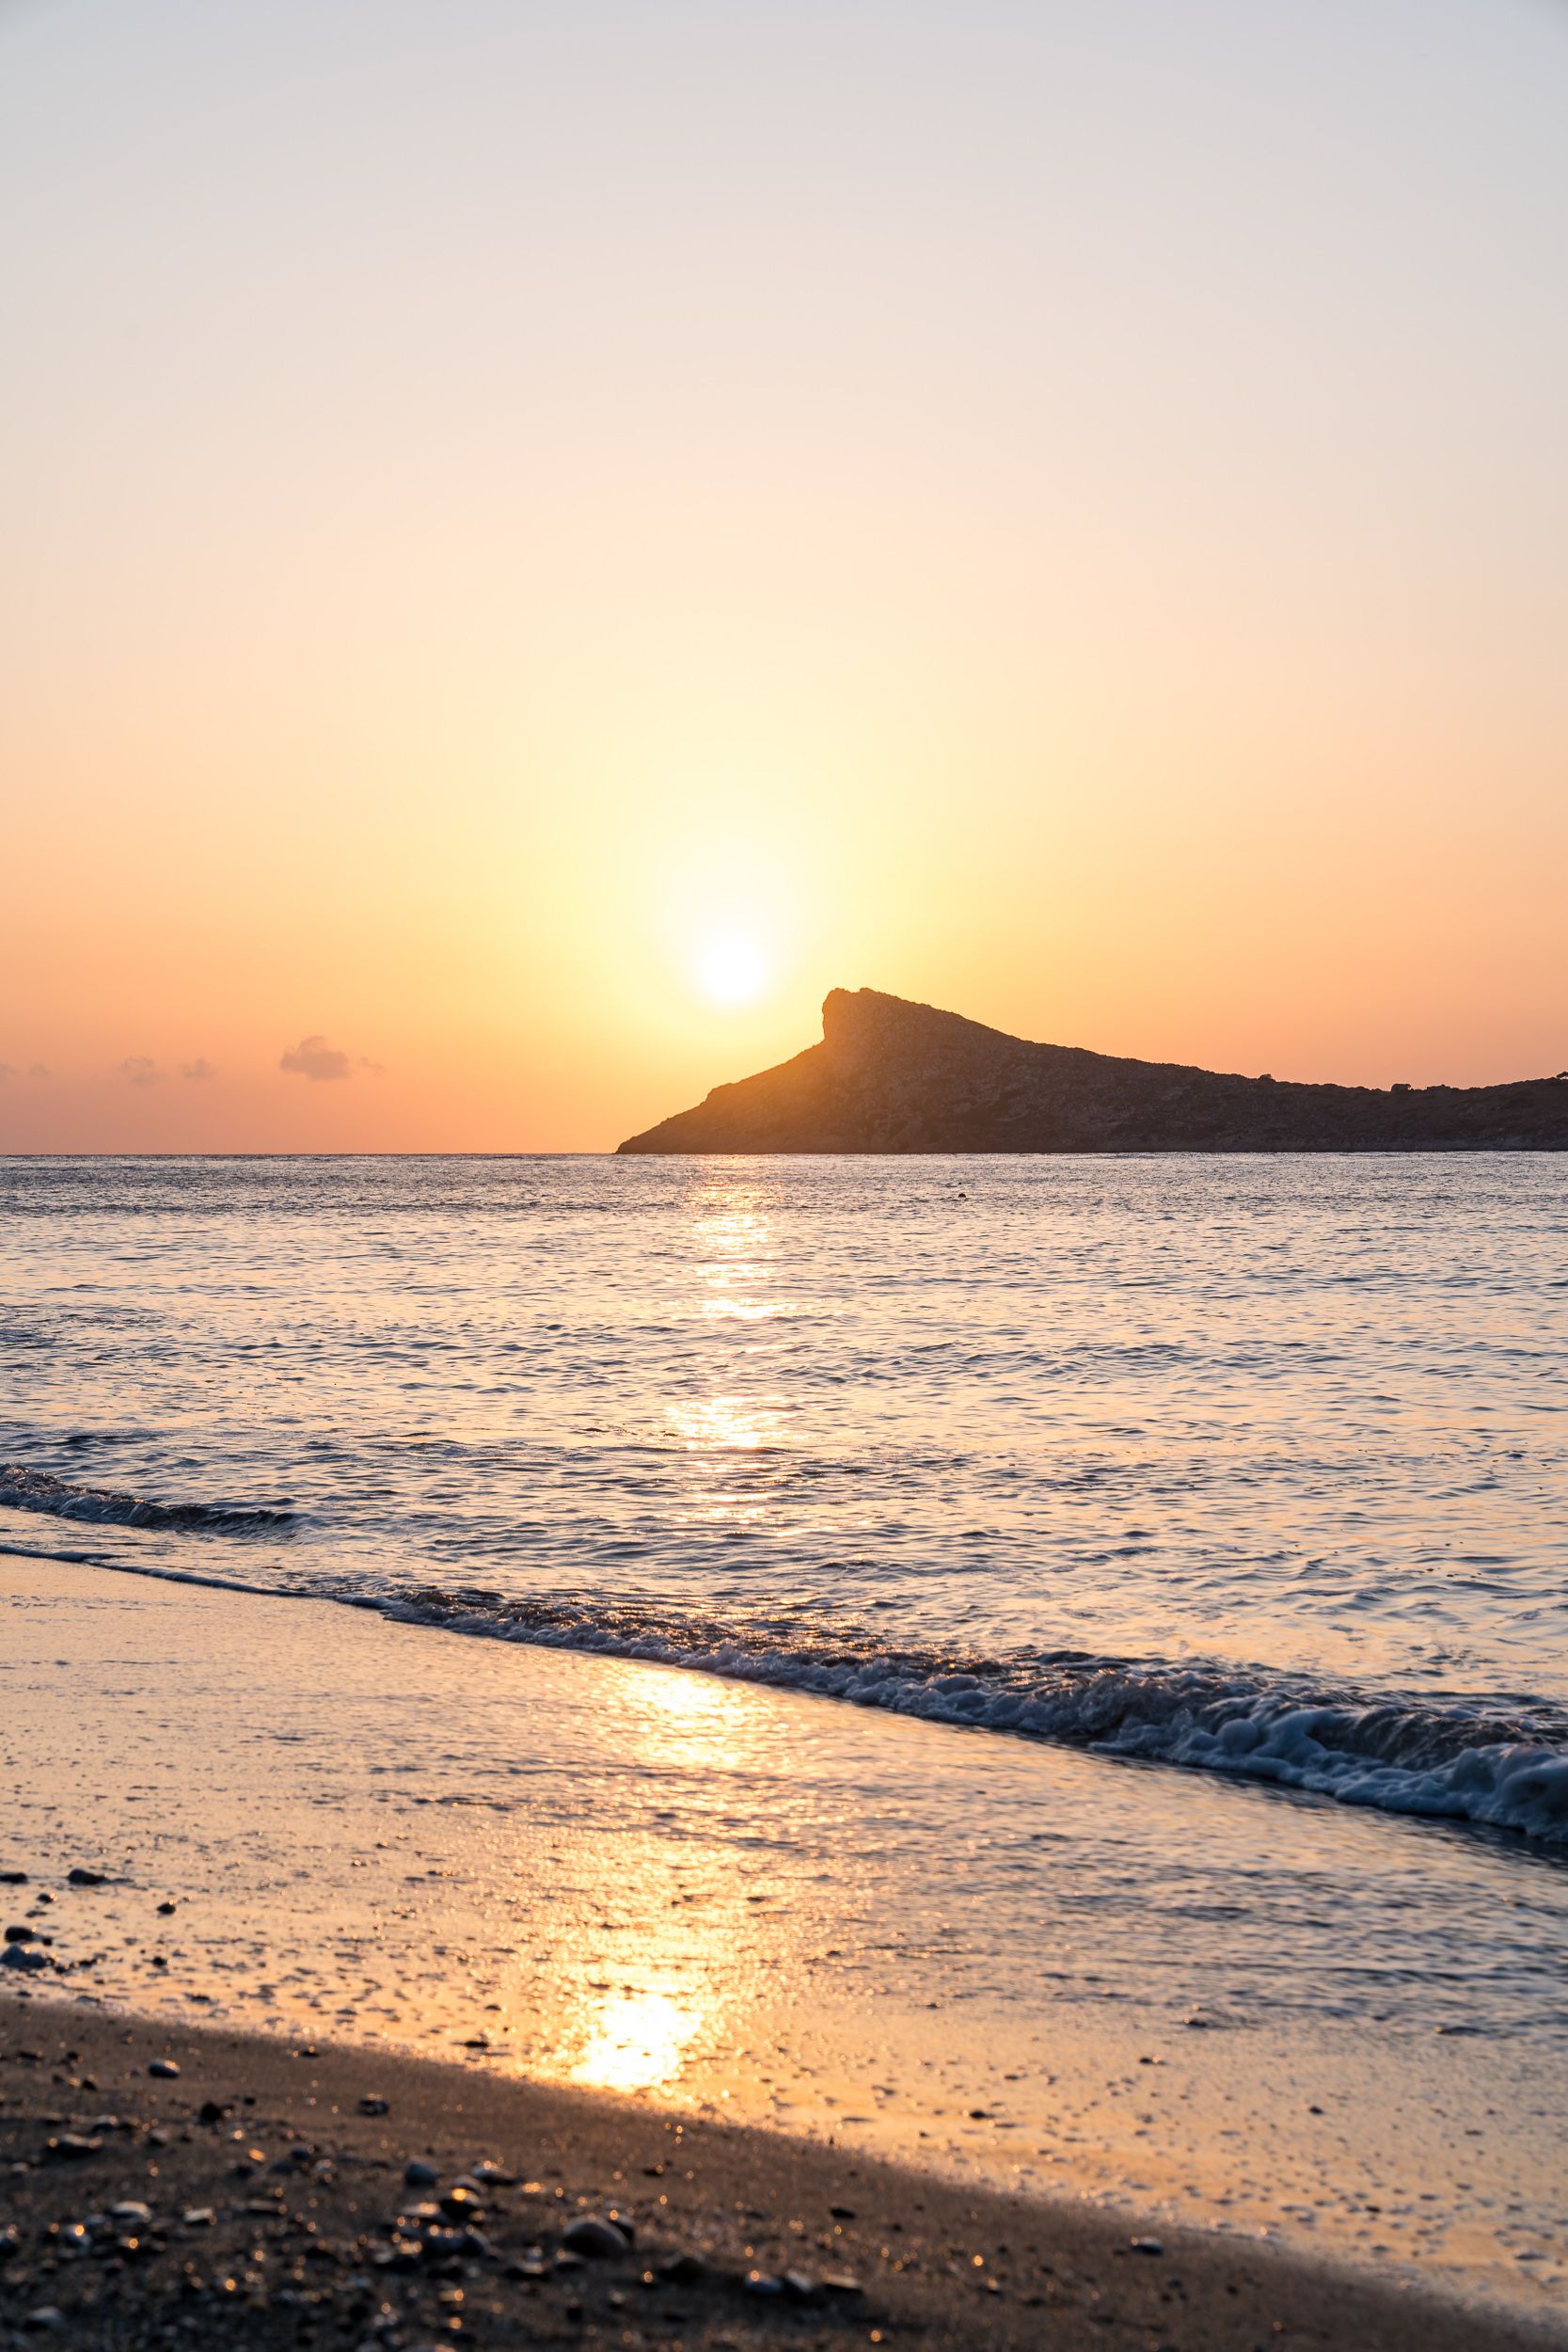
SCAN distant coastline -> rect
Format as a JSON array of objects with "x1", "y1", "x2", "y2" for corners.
[{"x1": 618, "y1": 988, "x2": 1568, "y2": 1154}]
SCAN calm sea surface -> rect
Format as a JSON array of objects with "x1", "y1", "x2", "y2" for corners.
[{"x1": 3, "y1": 1153, "x2": 1566, "y2": 1846}]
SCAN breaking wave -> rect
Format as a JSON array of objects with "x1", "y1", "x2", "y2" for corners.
[
  {"x1": 353, "y1": 1581, "x2": 1568, "y2": 1847},
  {"x1": 6, "y1": 1518, "x2": 1567, "y2": 1845}
]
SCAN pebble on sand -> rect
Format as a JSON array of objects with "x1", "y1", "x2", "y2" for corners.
[
  {"x1": 560, "y1": 2216, "x2": 631, "y2": 2260},
  {"x1": 148, "y1": 2058, "x2": 181, "y2": 2079}
]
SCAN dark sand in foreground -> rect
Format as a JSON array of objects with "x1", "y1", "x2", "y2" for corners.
[{"x1": 0, "y1": 2003, "x2": 1557, "y2": 2351}]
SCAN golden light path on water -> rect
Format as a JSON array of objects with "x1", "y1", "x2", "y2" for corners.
[{"x1": 671, "y1": 1179, "x2": 793, "y2": 1525}]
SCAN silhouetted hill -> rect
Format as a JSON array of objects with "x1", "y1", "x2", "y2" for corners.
[{"x1": 617, "y1": 988, "x2": 1568, "y2": 1153}]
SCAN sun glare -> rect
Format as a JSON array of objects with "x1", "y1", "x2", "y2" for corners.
[{"x1": 699, "y1": 938, "x2": 768, "y2": 1005}]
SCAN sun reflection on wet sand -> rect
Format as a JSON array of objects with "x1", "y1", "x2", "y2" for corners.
[
  {"x1": 522, "y1": 1660, "x2": 778, "y2": 2105},
  {"x1": 569, "y1": 1989, "x2": 702, "y2": 2092}
]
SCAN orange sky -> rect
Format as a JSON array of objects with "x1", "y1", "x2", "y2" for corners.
[{"x1": 3, "y1": 0, "x2": 1565, "y2": 1152}]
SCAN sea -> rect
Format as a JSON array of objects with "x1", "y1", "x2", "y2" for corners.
[{"x1": 3, "y1": 1151, "x2": 1566, "y2": 1850}]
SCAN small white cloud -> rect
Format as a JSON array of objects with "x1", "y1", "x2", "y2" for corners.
[
  {"x1": 26, "y1": 1063, "x2": 49, "y2": 1081},
  {"x1": 119, "y1": 1056, "x2": 162, "y2": 1088},
  {"x1": 180, "y1": 1057, "x2": 215, "y2": 1082},
  {"x1": 280, "y1": 1034, "x2": 382, "y2": 1082}
]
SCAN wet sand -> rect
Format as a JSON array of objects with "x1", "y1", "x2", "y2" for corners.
[
  {"x1": 0, "y1": 2002, "x2": 1558, "y2": 2351},
  {"x1": 3, "y1": 1556, "x2": 1567, "y2": 2341}
]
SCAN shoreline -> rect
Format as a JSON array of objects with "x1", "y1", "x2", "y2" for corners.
[
  {"x1": 1, "y1": 2000, "x2": 1558, "y2": 2351},
  {"x1": 4, "y1": 1554, "x2": 1568, "y2": 2334}
]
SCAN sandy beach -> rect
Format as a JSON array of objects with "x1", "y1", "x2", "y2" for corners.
[
  {"x1": 1, "y1": 2002, "x2": 1559, "y2": 2352},
  {"x1": 4, "y1": 1553, "x2": 1567, "y2": 2346}
]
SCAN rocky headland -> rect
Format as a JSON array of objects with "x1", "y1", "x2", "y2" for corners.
[{"x1": 618, "y1": 989, "x2": 1568, "y2": 1153}]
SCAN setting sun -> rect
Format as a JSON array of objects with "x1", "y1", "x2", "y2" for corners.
[{"x1": 699, "y1": 938, "x2": 768, "y2": 1006}]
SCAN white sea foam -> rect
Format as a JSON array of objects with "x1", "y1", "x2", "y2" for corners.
[
  {"x1": 358, "y1": 1582, "x2": 1568, "y2": 1846},
  {"x1": 5, "y1": 1521, "x2": 1567, "y2": 1841}
]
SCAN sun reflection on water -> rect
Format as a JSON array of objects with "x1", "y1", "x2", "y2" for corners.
[{"x1": 668, "y1": 1393, "x2": 783, "y2": 1452}]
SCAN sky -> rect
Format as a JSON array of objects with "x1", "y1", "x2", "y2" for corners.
[{"x1": 2, "y1": 0, "x2": 1565, "y2": 1151}]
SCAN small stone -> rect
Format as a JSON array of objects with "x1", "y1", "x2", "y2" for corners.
[
  {"x1": 157, "y1": 1901, "x2": 176, "y2": 1915},
  {"x1": 0, "y1": 1870, "x2": 28, "y2": 1885},
  {"x1": 183, "y1": 2208, "x2": 216, "y2": 2227},
  {"x1": 743, "y1": 2269, "x2": 784, "y2": 2297},
  {"x1": 1131, "y1": 2237, "x2": 1164, "y2": 2256},
  {"x1": 148, "y1": 2059, "x2": 180, "y2": 2079},
  {"x1": 358, "y1": 2097, "x2": 389, "y2": 2117},
  {"x1": 1, "y1": 1946, "x2": 48, "y2": 1973},
  {"x1": 48, "y1": 2135, "x2": 103, "y2": 2159},
  {"x1": 4, "y1": 1924, "x2": 38, "y2": 1944},
  {"x1": 783, "y1": 2268, "x2": 816, "y2": 2300},
  {"x1": 66, "y1": 1868, "x2": 107, "y2": 1887},
  {"x1": 560, "y1": 2217, "x2": 629, "y2": 2260},
  {"x1": 24, "y1": 2307, "x2": 66, "y2": 2332},
  {"x1": 819, "y1": 2273, "x2": 863, "y2": 2298},
  {"x1": 404, "y1": 2160, "x2": 438, "y2": 2186},
  {"x1": 111, "y1": 2202, "x2": 152, "y2": 2225},
  {"x1": 198, "y1": 2101, "x2": 230, "y2": 2125},
  {"x1": 656, "y1": 2251, "x2": 707, "y2": 2284}
]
